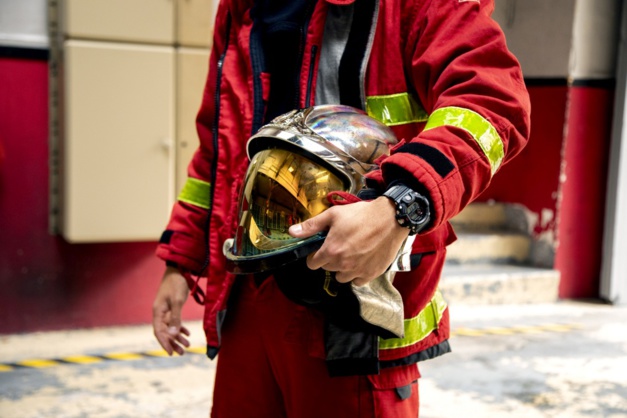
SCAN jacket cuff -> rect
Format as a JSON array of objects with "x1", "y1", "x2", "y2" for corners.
[
  {"x1": 156, "y1": 230, "x2": 207, "y2": 275},
  {"x1": 380, "y1": 151, "x2": 461, "y2": 232}
]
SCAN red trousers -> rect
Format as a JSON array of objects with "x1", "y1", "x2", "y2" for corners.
[{"x1": 211, "y1": 277, "x2": 420, "y2": 418}]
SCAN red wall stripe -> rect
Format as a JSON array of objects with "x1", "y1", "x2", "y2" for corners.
[
  {"x1": 478, "y1": 85, "x2": 568, "y2": 237},
  {"x1": 555, "y1": 86, "x2": 614, "y2": 298},
  {"x1": 0, "y1": 57, "x2": 203, "y2": 334}
]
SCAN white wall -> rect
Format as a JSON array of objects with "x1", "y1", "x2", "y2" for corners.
[
  {"x1": 492, "y1": 0, "x2": 622, "y2": 79},
  {"x1": 493, "y1": 0, "x2": 575, "y2": 78},
  {"x1": 571, "y1": 0, "x2": 622, "y2": 79},
  {"x1": 0, "y1": 0, "x2": 48, "y2": 48},
  {"x1": 601, "y1": 2, "x2": 627, "y2": 304}
]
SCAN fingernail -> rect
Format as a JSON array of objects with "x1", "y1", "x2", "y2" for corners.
[
  {"x1": 168, "y1": 326, "x2": 178, "y2": 335},
  {"x1": 290, "y1": 224, "x2": 302, "y2": 234}
]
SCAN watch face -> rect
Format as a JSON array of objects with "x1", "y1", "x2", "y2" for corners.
[
  {"x1": 406, "y1": 201, "x2": 426, "y2": 222},
  {"x1": 400, "y1": 199, "x2": 427, "y2": 223},
  {"x1": 388, "y1": 186, "x2": 430, "y2": 234}
]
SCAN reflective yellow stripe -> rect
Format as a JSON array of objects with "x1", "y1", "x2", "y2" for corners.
[
  {"x1": 424, "y1": 106, "x2": 504, "y2": 174},
  {"x1": 366, "y1": 93, "x2": 428, "y2": 127},
  {"x1": 379, "y1": 290, "x2": 447, "y2": 350},
  {"x1": 178, "y1": 178, "x2": 212, "y2": 209}
]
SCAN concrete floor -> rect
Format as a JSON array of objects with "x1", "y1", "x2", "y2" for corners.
[{"x1": 1, "y1": 300, "x2": 626, "y2": 418}]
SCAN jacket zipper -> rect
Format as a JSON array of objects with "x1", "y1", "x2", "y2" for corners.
[
  {"x1": 199, "y1": 12, "x2": 232, "y2": 277},
  {"x1": 305, "y1": 45, "x2": 318, "y2": 108},
  {"x1": 250, "y1": 19, "x2": 265, "y2": 133},
  {"x1": 296, "y1": 0, "x2": 316, "y2": 109}
]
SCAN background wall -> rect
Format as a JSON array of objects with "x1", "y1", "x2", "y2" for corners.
[
  {"x1": 483, "y1": 0, "x2": 575, "y2": 260},
  {"x1": 487, "y1": 0, "x2": 622, "y2": 299},
  {"x1": 0, "y1": 0, "x2": 209, "y2": 334},
  {"x1": 0, "y1": 0, "x2": 623, "y2": 334}
]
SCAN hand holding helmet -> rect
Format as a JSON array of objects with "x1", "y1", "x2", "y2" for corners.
[
  {"x1": 224, "y1": 104, "x2": 402, "y2": 274},
  {"x1": 288, "y1": 196, "x2": 409, "y2": 286}
]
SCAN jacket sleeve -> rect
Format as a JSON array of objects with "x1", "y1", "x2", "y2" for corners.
[
  {"x1": 381, "y1": 0, "x2": 531, "y2": 232},
  {"x1": 155, "y1": 2, "x2": 230, "y2": 274}
]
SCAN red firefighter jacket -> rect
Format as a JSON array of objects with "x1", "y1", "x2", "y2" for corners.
[{"x1": 157, "y1": 0, "x2": 531, "y2": 365}]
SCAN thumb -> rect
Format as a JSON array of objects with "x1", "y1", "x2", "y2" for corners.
[{"x1": 289, "y1": 211, "x2": 331, "y2": 238}]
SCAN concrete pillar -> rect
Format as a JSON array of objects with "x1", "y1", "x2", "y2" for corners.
[
  {"x1": 601, "y1": 2, "x2": 627, "y2": 304},
  {"x1": 555, "y1": 0, "x2": 622, "y2": 298}
]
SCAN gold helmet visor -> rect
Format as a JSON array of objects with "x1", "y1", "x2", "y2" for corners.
[{"x1": 225, "y1": 148, "x2": 347, "y2": 273}]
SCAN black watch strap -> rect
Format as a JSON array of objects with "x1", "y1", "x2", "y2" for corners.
[{"x1": 383, "y1": 184, "x2": 431, "y2": 235}]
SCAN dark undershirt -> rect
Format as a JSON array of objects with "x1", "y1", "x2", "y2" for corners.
[{"x1": 251, "y1": 0, "x2": 318, "y2": 122}]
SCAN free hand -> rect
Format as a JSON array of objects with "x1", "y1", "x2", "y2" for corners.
[
  {"x1": 288, "y1": 196, "x2": 409, "y2": 286},
  {"x1": 152, "y1": 267, "x2": 191, "y2": 355}
]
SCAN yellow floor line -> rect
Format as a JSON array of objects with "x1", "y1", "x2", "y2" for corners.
[
  {"x1": 102, "y1": 352, "x2": 146, "y2": 361},
  {"x1": 452, "y1": 328, "x2": 486, "y2": 337},
  {"x1": 15, "y1": 359, "x2": 59, "y2": 368},
  {"x1": 144, "y1": 349, "x2": 171, "y2": 357},
  {"x1": 0, "y1": 322, "x2": 583, "y2": 372},
  {"x1": 452, "y1": 323, "x2": 583, "y2": 338},
  {"x1": 0, "y1": 364, "x2": 14, "y2": 372},
  {"x1": 508, "y1": 325, "x2": 545, "y2": 334},
  {"x1": 537, "y1": 323, "x2": 580, "y2": 332},
  {"x1": 62, "y1": 355, "x2": 103, "y2": 364},
  {"x1": 483, "y1": 327, "x2": 518, "y2": 335},
  {"x1": 0, "y1": 346, "x2": 206, "y2": 372},
  {"x1": 185, "y1": 346, "x2": 206, "y2": 354}
]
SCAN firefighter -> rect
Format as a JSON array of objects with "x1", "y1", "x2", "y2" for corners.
[{"x1": 152, "y1": 0, "x2": 531, "y2": 416}]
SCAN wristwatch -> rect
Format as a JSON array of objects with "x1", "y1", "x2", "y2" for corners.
[{"x1": 383, "y1": 184, "x2": 431, "y2": 235}]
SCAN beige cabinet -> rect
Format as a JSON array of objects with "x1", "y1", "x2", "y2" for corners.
[
  {"x1": 64, "y1": 0, "x2": 175, "y2": 44},
  {"x1": 176, "y1": 48, "x2": 210, "y2": 195},
  {"x1": 177, "y1": 0, "x2": 216, "y2": 48},
  {"x1": 62, "y1": 40, "x2": 175, "y2": 242},
  {"x1": 55, "y1": 0, "x2": 215, "y2": 242}
]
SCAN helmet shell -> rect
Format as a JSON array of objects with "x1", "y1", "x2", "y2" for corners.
[
  {"x1": 247, "y1": 105, "x2": 398, "y2": 193},
  {"x1": 224, "y1": 105, "x2": 399, "y2": 275}
]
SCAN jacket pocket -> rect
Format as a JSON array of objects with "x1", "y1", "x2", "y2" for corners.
[{"x1": 367, "y1": 364, "x2": 420, "y2": 417}]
